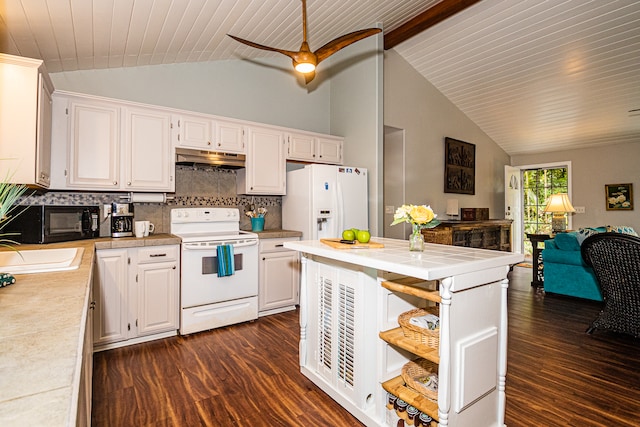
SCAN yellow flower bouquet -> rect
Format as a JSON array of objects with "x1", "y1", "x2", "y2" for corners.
[{"x1": 391, "y1": 204, "x2": 440, "y2": 251}]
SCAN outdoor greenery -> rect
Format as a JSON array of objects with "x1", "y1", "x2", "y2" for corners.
[{"x1": 522, "y1": 167, "x2": 568, "y2": 254}]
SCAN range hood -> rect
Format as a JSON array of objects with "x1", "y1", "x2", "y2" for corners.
[{"x1": 175, "y1": 147, "x2": 245, "y2": 169}]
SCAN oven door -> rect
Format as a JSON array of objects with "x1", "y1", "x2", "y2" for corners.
[{"x1": 180, "y1": 239, "x2": 258, "y2": 308}]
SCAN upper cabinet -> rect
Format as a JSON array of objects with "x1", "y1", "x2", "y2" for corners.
[
  {"x1": 175, "y1": 113, "x2": 245, "y2": 153},
  {"x1": 237, "y1": 126, "x2": 286, "y2": 195},
  {"x1": 124, "y1": 106, "x2": 173, "y2": 191},
  {"x1": 287, "y1": 132, "x2": 343, "y2": 165},
  {"x1": 50, "y1": 92, "x2": 175, "y2": 192},
  {"x1": 0, "y1": 53, "x2": 53, "y2": 188}
]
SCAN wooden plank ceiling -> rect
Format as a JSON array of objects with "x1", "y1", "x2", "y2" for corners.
[{"x1": 1, "y1": 0, "x2": 639, "y2": 155}]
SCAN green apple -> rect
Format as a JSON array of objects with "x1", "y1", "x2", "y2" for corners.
[
  {"x1": 356, "y1": 229, "x2": 371, "y2": 243},
  {"x1": 342, "y1": 229, "x2": 355, "y2": 241},
  {"x1": 351, "y1": 228, "x2": 359, "y2": 236}
]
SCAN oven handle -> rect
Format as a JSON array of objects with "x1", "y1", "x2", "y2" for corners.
[{"x1": 182, "y1": 240, "x2": 258, "y2": 250}]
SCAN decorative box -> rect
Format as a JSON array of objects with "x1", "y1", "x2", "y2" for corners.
[{"x1": 461, "y1": 208, "x2": 489, "y2": 221}]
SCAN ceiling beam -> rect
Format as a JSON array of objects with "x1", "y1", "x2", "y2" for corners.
[{"x1": 384, "y1": 0, "x2": 483, "y2": 50}]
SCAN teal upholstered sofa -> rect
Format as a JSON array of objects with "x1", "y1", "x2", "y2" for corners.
[{"x1": 541, "y1": 226, "x2": 638, "y2": 301}]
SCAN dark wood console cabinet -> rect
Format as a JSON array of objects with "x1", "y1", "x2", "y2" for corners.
[{"x1": 421, "y1": 219, "x2": 513, "y2": 252}]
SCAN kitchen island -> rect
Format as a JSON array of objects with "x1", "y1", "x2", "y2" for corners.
[{"x1": 284, "y1": 237, "x2": 523, "y2": 427}]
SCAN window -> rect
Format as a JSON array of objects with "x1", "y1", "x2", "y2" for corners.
[{"x1": 522, "y1": 167, "x2": 568, "y2": 254}]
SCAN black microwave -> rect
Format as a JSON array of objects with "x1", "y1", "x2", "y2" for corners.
[{"x1": 3, "y1": 205, "x2": 100, "y2": 244}]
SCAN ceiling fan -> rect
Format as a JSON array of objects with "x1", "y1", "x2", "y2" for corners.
[{"x1": 227, "y1": 0, "x2": 381, "y2": 84}]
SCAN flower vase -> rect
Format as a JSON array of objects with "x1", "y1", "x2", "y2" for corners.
[{"x1": 409, "y1": 225, "x2": 424, "y2": 252}]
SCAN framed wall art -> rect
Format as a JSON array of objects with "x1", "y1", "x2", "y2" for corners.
[
  {"x1": 444, "y1": 137, "x2": 475, "y2": 195},
  {"x1": 605, "y1": 183, "x2": 633, "y2": 210}
]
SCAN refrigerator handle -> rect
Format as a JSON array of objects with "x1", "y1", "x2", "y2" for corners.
[{"x1": 336, "y1": 181, "x2": 344, "y2": 232}]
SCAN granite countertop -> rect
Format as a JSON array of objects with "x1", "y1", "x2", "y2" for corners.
[
  {"x1": 0, "y1": 234, "x2": 179, "y2": 426},
  {"x1": 250, "y1": 229, "x2": 302, "y2": 239}
]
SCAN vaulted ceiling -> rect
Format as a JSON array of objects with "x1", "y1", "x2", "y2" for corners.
[{"x1": 1, "y1": 0, "x2": 639, "y2": 156}]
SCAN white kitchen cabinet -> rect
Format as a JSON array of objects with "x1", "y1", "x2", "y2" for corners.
[
  {"x1": 50, "y1": 92, "x2": 175, "y2": 192},
  {"x1": 124, "y1": 106, "x2": 174, "y2": 191},
  {"x1": 0, "y1": 53, "x2": 54, "y2": 187},
  {"x1": 76, "y1": 289, "x2": 94, "y2": 427},
  {"x1": 93, "y1": 248, "x2": 128, "y2": 346},
  {"x1": 287, "y1": 132, "x2": 343, "y2": 165},
  {"x1": 237, "y1": 125, "x2": 286, "y2": 195},
  {"x1": 175, "y1": 113, "x2": 245, "y2": 153},
  {"x1": 93, "y1": 245, "x2": 180, "y2": 350},
  {"x1": 136, "y1": 246, "x2": 180, "y2": 336},
  {"x1": 258, "y1": 237, "x2": 300, "y2": 316}
]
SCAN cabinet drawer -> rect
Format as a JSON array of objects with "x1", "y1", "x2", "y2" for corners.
[
  {"x1": 259, "y1": 237, "x2": 300, "y2": 253},
  {"x1": 137, "y1": 245, "x2": 179, "y2": 263}
]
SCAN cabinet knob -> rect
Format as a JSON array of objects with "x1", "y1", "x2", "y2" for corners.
[
  {"x1": 173, "y1": 265, "x2": 177, "y2": 270},
  {"x1": 127, "y1": 182, "x2": 131, "y2": 186},
  {"x1": 113, "y1": 181, "x2": 118, "y2": 185},
  {"x1": 207, "y1": 141, "x2": 212, "y2": 145},
  {"x1": 217, "y1": 142, "x2": 221, "y2": 147}
]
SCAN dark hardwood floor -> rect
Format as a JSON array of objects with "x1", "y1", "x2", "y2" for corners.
[{"x1": 92, "y1": 267, "x2": 640, "y2": 426}]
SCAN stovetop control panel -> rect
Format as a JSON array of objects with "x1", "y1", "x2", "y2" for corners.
[{"x1": 171, "y1": 207, "x2": 239, "y2": 223}]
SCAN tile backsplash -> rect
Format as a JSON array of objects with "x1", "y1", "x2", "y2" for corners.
[{"x1": 19, "y1": 165, "x2": 282, "y2": 235}]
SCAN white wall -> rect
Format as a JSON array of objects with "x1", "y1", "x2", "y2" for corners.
[
  {"x1": 383, "y1": 50, "x2": 511, "y2": 221},
  {"x1": 50, "y1": 58, "x2": 332, "y2": 134},
  {"x1": 329, "y1": 32, "x2": 384, "y2": 236},
  {"x1": 511, "y1": 141, "x2": 640, "y2": 232}
]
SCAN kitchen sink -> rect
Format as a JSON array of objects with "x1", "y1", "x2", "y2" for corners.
[{"x1": 0, "y1": 247, "x2": 84, "y2": 274}]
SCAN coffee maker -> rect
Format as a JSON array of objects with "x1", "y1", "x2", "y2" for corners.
[{"x1": 111, "y1": 203, "x2": 134, "y2": 237}]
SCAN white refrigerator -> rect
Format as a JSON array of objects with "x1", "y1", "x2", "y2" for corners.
[{"x1": 282, "y1": 164, "x2": 368, "y2": 241}]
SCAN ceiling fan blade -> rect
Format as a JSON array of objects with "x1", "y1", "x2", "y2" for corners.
[
  {"x1": 227, "y1": 34, "x2": 298, "y2": 59},
  {"x1": 314, "y1": 28, "x2": 382, "y2": 64}
]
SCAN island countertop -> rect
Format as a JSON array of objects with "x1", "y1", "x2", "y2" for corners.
[{"x1": 284, "y1": 237, "x2": 524, "y2": 282}]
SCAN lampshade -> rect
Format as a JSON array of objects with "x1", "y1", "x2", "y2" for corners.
[
  {"x1": 446, "y1": 199, "x2": 459, "y2": 216},
  {"x1": 543, "y1": 193, "x2": 576, "y2": 213},
  {"x1": 544, "y1": 193, "x2": 575, "y2": 233}
]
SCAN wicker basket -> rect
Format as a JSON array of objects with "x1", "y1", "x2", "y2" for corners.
[
  {"x1": 398, "y1": 307, "x2": 440, "y2": 349},
  {"x1": 401, "y1": 358, "x2": 439, "y2": 400}
]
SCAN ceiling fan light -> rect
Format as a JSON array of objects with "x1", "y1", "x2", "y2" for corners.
[{"x1": 295, "y1": 62, "x2": 316, "y2": 73}]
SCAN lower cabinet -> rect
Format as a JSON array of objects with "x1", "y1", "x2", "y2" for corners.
[
  {"x1": 93, "y1": 245, "x2": 180, "y2": 350},
  {"x1": 76, "y1": 287, "x2": 94, "y2": 427},
  {"x1": 258, "y1": 237, "x2": 300, "y2": 316}
]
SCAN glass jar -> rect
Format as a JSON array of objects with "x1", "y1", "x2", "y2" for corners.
[{"x1": 409, "y1": 224, "x2": 425, "y2": 252}]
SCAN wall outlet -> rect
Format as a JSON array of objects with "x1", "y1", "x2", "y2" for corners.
[
  {"x1": 103, "y1": 204, "x2": 112, "y2": 219},
  {"x1": 385, "y1": 205, "x2": 395, "y2": 214},
  {"x1": 574, "y1": 206, "x2": 586, "y2": 214}
]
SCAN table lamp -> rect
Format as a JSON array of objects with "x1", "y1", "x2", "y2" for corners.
[
  {"x1": 446, "y1": 199, "x2": 459, "y2": 219},
  {"x1": 543, "y1": 193, "x2": 575, "y2": 233}
]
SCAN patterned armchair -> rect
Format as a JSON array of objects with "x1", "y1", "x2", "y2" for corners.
[{"x1": 581, "y1": 232, "x2": 640, "y2": 337}]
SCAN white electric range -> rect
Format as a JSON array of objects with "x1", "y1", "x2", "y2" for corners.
[{"x1": 171, "y1": 207, "x2": 259, "y2": 335}]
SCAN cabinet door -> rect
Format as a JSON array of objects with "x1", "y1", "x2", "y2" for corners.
[
  {"x1": 287, "y1": 132, "x2": 316, "y2": 161},
  {"x1": 259, "y1": 251, "x2": 299, "y2": 313},
  {"x1": 136, "y1": 260, "x2": 179, "y2": 336},
  {"x1": 68, "y1": 99, "x2": 120, "y2": 189},
  {"x1": 77, "y1": 289, "x2": 94, "y2": 427},
  {"x1": 93, "y1": 249, "x2": 129, "y2": 346},
  {"x1": 316, "y1": 137, "x2": 343, "y2": 164},
  {"x1": 239, "y1": 126, "x2": 286, "y2": 194},
  {"x1": 176, "y1": 114, "x2": 214, "y2": 149},
  {"x1": 215, "y1": 119, "x2": 245, "y2": 153},
  {"x1": 35, "y1": 73, "x2": 53, "y2": 187},
  {"x1": 124, "y1": 107, "x2": 174, "y2": 191}
]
